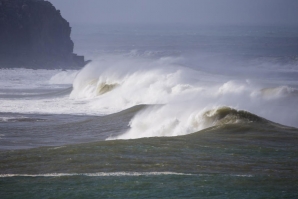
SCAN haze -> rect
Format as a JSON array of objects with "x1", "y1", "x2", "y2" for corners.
[{"x1": 48, "y1": 0, "x2": 298, "y2": 26}]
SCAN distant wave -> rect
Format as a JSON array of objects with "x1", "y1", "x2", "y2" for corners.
[{"x1": 258, "y1": 86, "x2": 298, "y2": 99}]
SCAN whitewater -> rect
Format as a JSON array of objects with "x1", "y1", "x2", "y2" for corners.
[{"x1": 1, "y1": 52, "x2": 298, "y2": 141}]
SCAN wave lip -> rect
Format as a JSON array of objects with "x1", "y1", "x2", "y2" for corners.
[{"x1": 202, "y1": 106, "x2": 267, "y2": 126}]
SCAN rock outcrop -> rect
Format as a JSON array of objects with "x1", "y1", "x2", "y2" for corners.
[{"x1": 0, "y1": 0, "x2": 85, "y2": 68}]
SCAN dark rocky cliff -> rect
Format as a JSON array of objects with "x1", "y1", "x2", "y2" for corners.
[{"x1": 0, "y1": 0, "x2": 85, "y2": 68}]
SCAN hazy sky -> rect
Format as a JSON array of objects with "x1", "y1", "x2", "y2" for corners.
[{"x1": 48, "y1": 0, "x2": 298, "y2": 26}]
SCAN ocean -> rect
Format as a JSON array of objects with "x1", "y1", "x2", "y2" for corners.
[{"x1": 0, "y1": 24, "x2": 298, "y2": 198}]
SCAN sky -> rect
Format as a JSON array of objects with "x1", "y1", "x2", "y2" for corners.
[{"x1": 48, "y1": 0, "x2": 298, "y2": 26}]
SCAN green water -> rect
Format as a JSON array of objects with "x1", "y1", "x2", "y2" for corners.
[
  {"x1": 1, "y1": 123, "x2": 298, "y2": 198},
  {"x1": 1, "y1": 175, "x2": 297, "y2": 199}
]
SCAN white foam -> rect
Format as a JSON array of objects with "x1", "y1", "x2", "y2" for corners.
[
  {"x1": 0, "y1": 117, "x2": 13, "y2": 122},
  {"x1": 0, "y1": 116, "x2": 28, "y2": 122},
  {"x1": 0, "y1": 172, "x2": 192, "y2": 178},
  {"x1": 0, "y1": 172, "x2": 256, "y2": 178}
]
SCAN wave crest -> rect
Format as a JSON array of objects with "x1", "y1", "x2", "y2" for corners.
[{"x1": 203, "y1": 106, "x2": 265, "y2": 126}]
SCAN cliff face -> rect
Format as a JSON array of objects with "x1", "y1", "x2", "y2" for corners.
[{"x1": 0, "y1": 0, "x2": 85, "y2": 68}]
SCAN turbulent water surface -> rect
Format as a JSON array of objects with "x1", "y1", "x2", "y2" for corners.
[{"x1": 0, "y1": 25, "x2": 298, "y2": 198}]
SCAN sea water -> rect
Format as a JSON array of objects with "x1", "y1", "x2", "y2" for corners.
[{"x1": 0, "y1": 24, "x2": 298, "y2": 198}]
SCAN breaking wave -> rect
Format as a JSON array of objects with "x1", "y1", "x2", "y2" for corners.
[
  {"x1": 68, "y1": 54, "x2": 298, "y2": 132},
  {"x1": 1, "y1": 54, "x2": 297, "y2": 138},
  {"x1": 108, "y1": 106, "x2": 272, "y2": 140}
]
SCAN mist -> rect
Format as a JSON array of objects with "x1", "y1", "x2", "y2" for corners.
[{"x1": 48, "y1": 0, "x2": 298, "y2": 26}]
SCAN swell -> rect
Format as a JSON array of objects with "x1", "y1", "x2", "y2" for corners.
[{"x1": 0, "y1": 104, "x2": 148, "y2": 150}]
